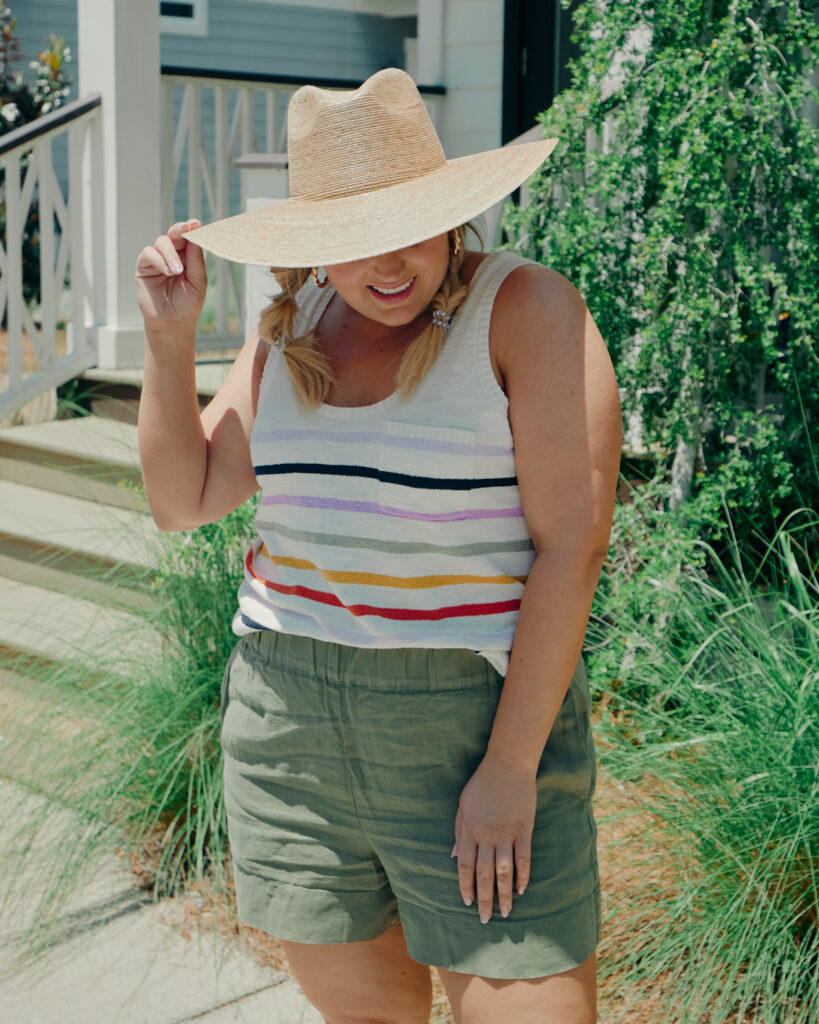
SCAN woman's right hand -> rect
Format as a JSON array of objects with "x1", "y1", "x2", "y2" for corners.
[{"x1": 135, "y1": 219, "x2": 207, "y2": 339}]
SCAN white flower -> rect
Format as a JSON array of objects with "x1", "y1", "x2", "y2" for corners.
[{"x1": 1, "y1": 102, "x2": 19, "y2": 123}]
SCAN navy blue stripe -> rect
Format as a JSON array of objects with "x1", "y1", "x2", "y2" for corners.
[
  {"x1": 254, "y1": 462, "x2": 518, "y2": 491},
  {"x1": 239, "y1": 613, "x2": 271, "y2": 632}
]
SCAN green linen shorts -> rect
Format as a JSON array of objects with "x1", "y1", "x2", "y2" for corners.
[{"x1": 220, "y1": 630, "x2": 599, "y2": 979}]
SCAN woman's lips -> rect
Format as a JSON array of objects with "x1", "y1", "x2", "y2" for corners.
[{"x1": 368, "y1": 278, "x2": 416, "y2": 304}]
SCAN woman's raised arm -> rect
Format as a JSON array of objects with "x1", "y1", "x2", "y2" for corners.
[{"x1": 136, "y1": 219, "x2": 267, "y2": 531}]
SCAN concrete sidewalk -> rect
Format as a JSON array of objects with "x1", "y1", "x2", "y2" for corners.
[{"x1": 0, "y1": 787, "x2": 322, "y2": 1024}]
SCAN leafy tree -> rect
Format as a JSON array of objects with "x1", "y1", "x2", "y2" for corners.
[{"x1": 506, "y1": 0, "x2": 819, "y2": 552}]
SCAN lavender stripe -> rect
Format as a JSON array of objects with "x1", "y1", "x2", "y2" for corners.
[
  {"x1": 260, "y1": 494, "x2": 524, "y2": 522},
  {"x1": 254, "y1": 428, "x2": 512, "y2": 458}
]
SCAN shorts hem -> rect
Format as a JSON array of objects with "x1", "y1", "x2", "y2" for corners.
[
  {"x1": 400, "y1": 886, "x2": 601, "y2": 980},
  {"x1": 234, "y1": 870, "x2": 400, "y2": 945}
]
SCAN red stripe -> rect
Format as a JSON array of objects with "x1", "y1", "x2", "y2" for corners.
[{"x1": 245, "y1": 549, "x2": 519, "y2": 621}]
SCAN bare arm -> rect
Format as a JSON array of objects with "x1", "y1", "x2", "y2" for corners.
[
  {"x1": 453, "y1": 264, "x2": 621, "y2": 923},
  {"x1": 135, "y1": 220, "x2": 268, "y2": 531}
]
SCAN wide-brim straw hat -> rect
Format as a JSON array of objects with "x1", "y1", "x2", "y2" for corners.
[{"x1": 184, "y1": 67, "x2": 557, "y2": 268}]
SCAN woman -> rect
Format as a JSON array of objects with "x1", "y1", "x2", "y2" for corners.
[{"x1": 136, "y1": 68, "x2": 620, "y2": 1024}]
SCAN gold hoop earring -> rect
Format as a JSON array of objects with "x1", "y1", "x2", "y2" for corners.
[{"x1": 311, "y1": 266, "x2": 329, "y2": 288}]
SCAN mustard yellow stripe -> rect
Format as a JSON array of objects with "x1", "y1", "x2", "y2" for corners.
[{"x1": 258, "y1": 545, "x2": 525, "y2": 589}]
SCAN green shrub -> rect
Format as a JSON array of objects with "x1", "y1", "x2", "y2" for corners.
[
  {"x1": 0, "y1": 7, "x2": 72, "y2": 314},
  {"x1": 586, "y1": 476, "x2": 707, "y2": 713},
  {"x1": 506, "y1": 0, "x2": 819, "y2": 555}
]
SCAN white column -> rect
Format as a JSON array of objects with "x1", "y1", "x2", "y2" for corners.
[
  {"x1": 236, "y1": 154, "x2": 289, "y2": 340},
  {"x1": 440, "y1": 0, "x2": 504, "y2": 158},
  {"x1": 78, "y1": 0, "x2": 162, "y2": 368},
  {"x1": 416, "y1": 0, "x2": 444, "y2": 85}
]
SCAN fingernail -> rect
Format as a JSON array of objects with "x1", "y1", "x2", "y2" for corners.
[
  {"x1": 480, "y1": 911, "x2": 490, "y2": 924},
  {"x1": 451, "y1": 845, "x2": 457, "y2": 858},
  {"x1": 463, "y1": 896, "x2": 472, "y2": 907},
  {"x1": 501, "y1": 904, "x2": 510, "y2": 918},
  {"x1": 517, "y1": 884, "x2": 526, "y2": 896}
]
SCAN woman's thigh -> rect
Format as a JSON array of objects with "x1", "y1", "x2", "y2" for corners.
[
  {"x1": 437, "y1": 953, "x2": 596, "y2": 1024},
  {"x1": 279, "y1": 922, "x2": 432, "y2": 1024}
]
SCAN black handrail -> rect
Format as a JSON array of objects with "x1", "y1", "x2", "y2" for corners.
[
  {"x1": 0, "y1": 93, "x2": 102, "y2": 158},
  {"x1": 161, "y1": 65, "x2": 446, "y2": 95}
]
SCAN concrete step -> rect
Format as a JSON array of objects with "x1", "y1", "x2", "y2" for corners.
[
  {"x1": 0, "y1": 417, "x2": 144, "y2": 509},
  {"x1": 0, "y1": 478, "x2": 158, "y2": 609},
  {"x1": 83, "y1": 358, "x2": 234, "y2": 398},
  {"x1": 0, "y1": 577, "x2": 157, "y2": 672}
]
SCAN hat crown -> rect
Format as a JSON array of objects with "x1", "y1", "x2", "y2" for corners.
[{"x1": 287, "y1": 68, "x2": 447, "y2": 201}]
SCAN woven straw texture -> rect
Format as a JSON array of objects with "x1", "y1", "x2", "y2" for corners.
[{"x1": 184, "y1": 68, "x2": 557, "y2": 268}]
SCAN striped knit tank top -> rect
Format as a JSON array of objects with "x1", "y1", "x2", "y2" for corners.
[{"x1": 233, "y1": 250, "x2": 535, "y2": 676}]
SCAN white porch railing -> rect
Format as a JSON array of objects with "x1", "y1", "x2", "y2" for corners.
[
  {"x1": 161, "y1": 70, "x2": 293, "y2": 348},
  {"x1": 0, "y1": 94, "x2": 103, "y2": 421},
  {"x1": 160, "y1": 68, "x2": 443, "y2": 349}
]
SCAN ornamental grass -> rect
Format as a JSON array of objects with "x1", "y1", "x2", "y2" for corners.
[{"x1": 592, "y1": 511, "x2": 819, "y2": 1023}]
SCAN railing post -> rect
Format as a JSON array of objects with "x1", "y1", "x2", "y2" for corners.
[
  {"x1": 78, "y1": 0, "x2": 162, "y2": 368},
  {"x1": 5, "y1": 154, "x2": 23, "y2": 390},
  {"x1": 36, "y1": 137, "x2": 56, "y2": 367}
]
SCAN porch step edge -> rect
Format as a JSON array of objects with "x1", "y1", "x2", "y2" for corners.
[
  {"x1": 0, "y1": 577, "x2": 160, "y2": 672},
  {"x1": 0, "y1": 479, "x2": 158, "y2": 573}
]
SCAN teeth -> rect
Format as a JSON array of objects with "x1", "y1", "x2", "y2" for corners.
[{"x1": 372, "y1": 279, "x2": 412, "y2": 295}]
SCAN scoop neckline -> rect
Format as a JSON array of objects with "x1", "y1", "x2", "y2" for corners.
[{"x1": 310, "y1": 251, "x2": 500, "y2": 419}]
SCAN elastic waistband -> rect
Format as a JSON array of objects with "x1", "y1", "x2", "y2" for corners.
[{"x1": 236, "y1": 629, "x2": 502, "y2": 691}]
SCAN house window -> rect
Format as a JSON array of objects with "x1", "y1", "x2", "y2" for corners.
[{"x1": 160, "y1": 0, "x2": 208, "y2": 36}]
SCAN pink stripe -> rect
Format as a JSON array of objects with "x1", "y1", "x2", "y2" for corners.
[{"x1": 260, "y1": 494, "x2": 524, "y2": 522}]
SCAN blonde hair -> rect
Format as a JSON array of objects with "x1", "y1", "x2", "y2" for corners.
[{"x1": 257, "y1": 225, "x2": 474, "y2": 408}]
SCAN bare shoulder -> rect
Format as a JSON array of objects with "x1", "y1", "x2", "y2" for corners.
[
  {"x1": 491, "y1": 262, "x2": 621, "y2": 553},
  {"x1": 490, "y1": 261, "x2": 589, "y2": 370}
]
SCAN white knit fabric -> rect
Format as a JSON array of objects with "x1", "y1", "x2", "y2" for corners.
[{"x1": 234, "y1": 251, "x2": 536, "y2": 677}]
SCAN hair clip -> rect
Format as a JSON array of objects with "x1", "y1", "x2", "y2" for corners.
[
  {"x1": 431, "y1": 309, "x2": 452, "y2": 331},
  {"x1": 272, "y1": 335, "x2": 292, "y2": 350}
]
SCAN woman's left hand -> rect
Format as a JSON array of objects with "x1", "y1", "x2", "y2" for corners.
[{"x1": 452, "y1": 751, "x2": 537, "y2": 922}]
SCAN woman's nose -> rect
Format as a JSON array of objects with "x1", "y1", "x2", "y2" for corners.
[{"x1": 372, "y1": 249, "x2": 406, "y2": 278}]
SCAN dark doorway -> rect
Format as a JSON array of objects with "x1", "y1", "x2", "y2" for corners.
[{"x1": 502, "y1": 0, "x2": 580, "y2": 143}]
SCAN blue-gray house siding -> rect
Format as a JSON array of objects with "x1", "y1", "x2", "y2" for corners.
[
  {"x1": 164, "y1": 3, "x2": 414, "y2": 82},
  {"x1": 10, "y1": 1, "x2": 416, "y2": 219},
  {"x1": 11, "y1": 1, "x2": 413, "y2": 90}
]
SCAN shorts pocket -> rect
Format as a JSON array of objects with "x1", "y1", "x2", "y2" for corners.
[
  {"x1": 378, "y1": 422, "x2": 477, "y2": 520},
  {"x1": 220, "y1": 641, "x2": 242, "y2": 729}
]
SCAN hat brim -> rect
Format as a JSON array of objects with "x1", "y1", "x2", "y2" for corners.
[{"x1": 182, "y1": 138, "x2": 557, "y2": 268}]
